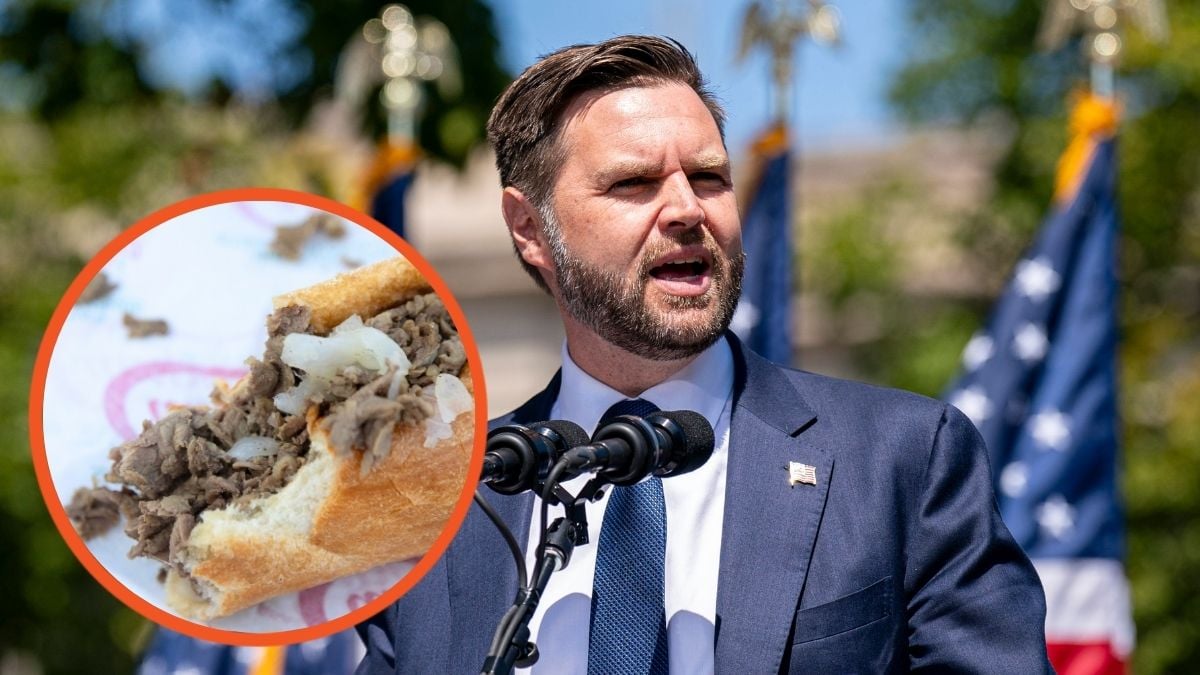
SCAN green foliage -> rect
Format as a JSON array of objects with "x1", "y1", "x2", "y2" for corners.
[
  {"x1": 0, "y1": 2, "x2": 155, "y2": 119},
  {"x1": 886, "y1": 1, "x2": 1200, "y2": 672},
  {"x1": 804, "y1": 194, "x2": 899, "y2": 307},
  {"x1": 0, "y1": 246, "x2": 149, "y2": 674}
]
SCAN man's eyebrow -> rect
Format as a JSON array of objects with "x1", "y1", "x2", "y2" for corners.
[
  {"x1": 591, "y1": 160, "x2": 663, "y2": 184},
  {"x1": 592, "y1": 154, "x2": 729, "y2": 184},
  {"x1": 684, "y1": 154, "x2": 731, "y2": 173}
]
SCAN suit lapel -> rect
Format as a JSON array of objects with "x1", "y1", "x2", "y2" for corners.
[
  {"x1": 715, "y1": 338, "x2": 830, "y2": 673},
  {"x1": 446, "y1": 371, "x2": 561, "y2": 673}
]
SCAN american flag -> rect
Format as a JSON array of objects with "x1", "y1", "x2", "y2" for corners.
[
  {"x1": 361, "y1": 140, "x2": 418, "y2": 239},
  {"x1": 369, "y1": 169, "x2": 414, "y2": 239},
  {"x1": 730, "y1": 125, "x2": 793, "y2": 364},
  {"x1": 944, "y1": 96, "x2": 1133, "y2": 674}
]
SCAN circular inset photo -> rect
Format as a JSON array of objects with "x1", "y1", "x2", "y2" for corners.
[{"x1": 29, "y1": 189, "x2": 485, "y2": 644}]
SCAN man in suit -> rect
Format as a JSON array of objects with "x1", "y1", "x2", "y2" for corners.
[{"x1": 357, "y1": 35, "x2": 1052, "y2": 673}]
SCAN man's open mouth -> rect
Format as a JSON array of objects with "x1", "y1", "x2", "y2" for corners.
[
  {"x1": 651, "y1": 257, "x2": 709, "y2": 280},
  {"x1": 648, "y1": 249, "x2": 715, "y2": 295}
]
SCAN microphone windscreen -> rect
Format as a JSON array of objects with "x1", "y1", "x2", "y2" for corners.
[
  {"x1": 533, "y1": 419, "x2": 589, "y2": 450},
  {"x1": 650, "y1": 410, "x2": 715, "y2": 478},
  {"x1": 660, "y1": 410, "x2": 715, "y2": 455}
]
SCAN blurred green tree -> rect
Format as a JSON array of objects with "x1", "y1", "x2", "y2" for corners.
[
  {"x1": 0, "y1": 1, "x2": 507, "y2": 672},
  {"x1": 885, "y1": 1, "x2": 1200, "y2": 672}
]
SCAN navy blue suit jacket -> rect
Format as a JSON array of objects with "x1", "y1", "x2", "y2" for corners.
[{"x1": 357, "y1": 336, "x2": 1052, "y2": 673}]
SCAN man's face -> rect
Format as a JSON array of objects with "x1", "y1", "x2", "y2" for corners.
[{"x1": 541, "y1": 83, "x2": 744, "y2": 360}]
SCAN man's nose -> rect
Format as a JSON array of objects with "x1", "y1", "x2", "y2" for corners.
[{"x1": 658, "y1": 174, "x2": 705, "y2": 230}]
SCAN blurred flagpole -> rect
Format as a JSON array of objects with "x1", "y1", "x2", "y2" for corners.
[
  {"x1": 944, "y1": 3, "x2": 1167, "y2": 673},
  {"x1": 345, "y1": 4, "x2": 460, "y2": 238},
  {"x1": 1036, "y1": 0, "x2": 1169, "y2": 100},
  {"x1": 730, "y1": 0, "x2": 840, "y2": 364}
]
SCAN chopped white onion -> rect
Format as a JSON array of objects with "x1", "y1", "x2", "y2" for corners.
[
  {"x1": 354, "y1": 327, "x2": 409, "y2": 372},
  {"x1": 281, "y1": 333, "x2": 323, "y2": 371},
  {"x1": 332, "y1": 314, "x2": 364, "y2": 335},
  {"x1": 424, "y1": 416, "x2": 453, "y2": 448},
  {"x1": 273, "y1": 378, "x2": 319, "y2": 416},
  {"x1": 435, "y1": 374, "x2": 473, "y2": 423},
  {"x1": 228, "y1": 436, "x2": 281, "y2": 460},
  {"x1": 280, "y1": 322, "x2": 410, "y2": 381}
]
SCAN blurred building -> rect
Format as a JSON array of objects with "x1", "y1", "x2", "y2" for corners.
[{"x1": 406, "y1": 125, "x2": 1007, "y2": 415}]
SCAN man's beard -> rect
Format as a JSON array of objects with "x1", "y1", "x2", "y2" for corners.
[{"x1": 542, "y1": 209, "x2": 745, "y2": 361}]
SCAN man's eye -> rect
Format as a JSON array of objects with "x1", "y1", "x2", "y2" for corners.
[
  {"x1": 611, "y1": 177, "x2": 650, "y2": 190},
  {"x1": 690, "y1": 172, "x2": 728, "y2": 187}
]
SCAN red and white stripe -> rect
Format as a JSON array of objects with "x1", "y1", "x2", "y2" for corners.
[{"x1": 1034, "y1": 559, "x2": 1134, "y2": 674}]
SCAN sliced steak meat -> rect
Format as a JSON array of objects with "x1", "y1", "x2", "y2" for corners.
[
  {"x1": 325, "y1": 365, "x2": 377, "y2": 401},
  {"x1": 243, "y1": 357, "x2": 279, "y2": 398},
  {"x1": 168, "y1": 513, "x2": 196, "y2": 565},
  {"x1": 267, "y1": 305, "x2": 312, "y2": 339},
  {"x1": 276, "y1": 413, "x2": 307, "y2": 442},
  {"x1": 367, "y1": 293, "x2": 466, "y2": 389},
  {"x1": 79, "y1": 291, "x2": 466, "y2": 579},
  {"x1": 65, "y1": 487, "x2": 136, "y2": 539},
  {"x1": 107, "y1": 418, "x2": 192, "y2": 499}
]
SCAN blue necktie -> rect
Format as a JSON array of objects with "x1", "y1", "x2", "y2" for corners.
[{"x1": 588, "y1": 398, "x2": 669, "y2": 675}]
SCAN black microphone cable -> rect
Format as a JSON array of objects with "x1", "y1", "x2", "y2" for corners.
[
  {"x1": 476, "y1": 489, "x2": 533, "y2": 667},
  {"x1": 473, "y1": 490, "x2": 527, "y2": 593},
  {"x1": 489, "y1": 459, "x2": 573, "y2": 669}
]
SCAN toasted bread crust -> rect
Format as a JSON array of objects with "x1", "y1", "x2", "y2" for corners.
[
  {"x1": 308, "y1": 373, "x2": 473, "y2": 560},
  {"x1": 164, "y1": 256, "x2": 474, "y2": 621},
  {"x1": 272, "y1": 256, "x2": 430, "y2": 334}
]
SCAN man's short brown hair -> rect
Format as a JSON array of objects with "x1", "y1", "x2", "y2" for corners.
[{"x1": 487, "y1": 35, "x2": 726, "y2": 290}]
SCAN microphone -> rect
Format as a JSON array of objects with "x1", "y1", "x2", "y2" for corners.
[
  {"x1": 482, "y1": 420, "x2": 589, "y2": 495},
  {"x1": 559, "y1": 411, "x2": 714, "y2": 486}
]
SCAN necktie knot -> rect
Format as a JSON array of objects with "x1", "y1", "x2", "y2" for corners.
[{"x1": 600, "y1": 398, "x2": 660, "y2": 426}]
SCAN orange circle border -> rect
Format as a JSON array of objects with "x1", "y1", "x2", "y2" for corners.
[{"x1": 27, "y1": 187, "x2": 488, "y2": 646}]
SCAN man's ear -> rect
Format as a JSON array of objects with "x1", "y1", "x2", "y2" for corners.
[{"x1": 502, "y1": 186, "x2": 555, "y2": 278}]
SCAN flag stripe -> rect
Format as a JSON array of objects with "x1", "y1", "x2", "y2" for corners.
[
  {"x1": 1046, "y1": 642, "x2": 1126, "y2": 675},
  {"x1": 1036, "y1": 559, "x2": 1134, "y2": 655}
]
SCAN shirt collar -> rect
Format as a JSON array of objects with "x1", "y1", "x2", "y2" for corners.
[{"x1": 552, "y1": 337, "x2": 734, "y2": 436}]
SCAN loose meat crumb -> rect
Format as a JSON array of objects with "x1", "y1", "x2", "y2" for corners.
[
  {"x1": 123, "y1": 313, "x2": 169, "y2": 338},
  {"x1": 78, "y1": 273, "x2": 117, "y2": 304},
  {"x1": 66, "y1": 487, "x2": 136, "y2": 539},
  {"x1": 270, "y1": 213, "x2": 347, "y2": 261}
]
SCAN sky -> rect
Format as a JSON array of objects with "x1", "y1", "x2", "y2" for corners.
[{"x1": 483, "y1": 0, "x2": 907, "y2": 153}]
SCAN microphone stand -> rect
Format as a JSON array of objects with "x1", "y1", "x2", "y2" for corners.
[{"x1": 480, "y1": 476, "x2": 607, "y2": 675}]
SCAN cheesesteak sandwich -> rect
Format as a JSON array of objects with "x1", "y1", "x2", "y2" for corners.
[{"x1": 66, "y1": 257, "x2": 475, "y2": 621}]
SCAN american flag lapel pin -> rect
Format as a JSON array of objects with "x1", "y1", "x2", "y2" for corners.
[{"x1": 787, "y1": 461, "x2": 817, "y2": 487}]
